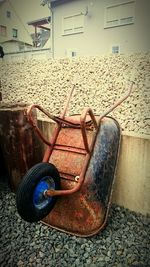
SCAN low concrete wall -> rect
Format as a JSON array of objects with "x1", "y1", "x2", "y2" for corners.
[
  {"x1": 113, "y1": 132, "x2": 150, "y2": 215},
  {"x1": 4, "y1": 49, "x2": 52, "y2": 61},
  {"x1": 38, "y1": 120, "x2": 150, "y2": 215}
]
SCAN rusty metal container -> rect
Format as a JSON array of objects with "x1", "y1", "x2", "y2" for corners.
[{"x1": 0, "y1": 104, "x2": 43, "y2": 191}]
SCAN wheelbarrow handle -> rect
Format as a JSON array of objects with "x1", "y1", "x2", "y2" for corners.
[
  {"x1": 60, "y1": 83, "x2": 76, "y2": 118},
  {"x1": 27, "y1": 81, "x2": 77, "y2": 149},
  {"x1": 98, "y1": 81, "x2": 134, "y2": 124},
  {"x1": 27, "y1": 104, "x2": 58, "y2": 146},
  {"x1": 80, "y1": 107, "x2": 98, "y2": 153}
]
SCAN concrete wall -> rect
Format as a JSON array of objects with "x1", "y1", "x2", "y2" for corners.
[
  {"x1": 4, "y1": 49, "x2": 52, "y2": 61},
  {"x1": 52, "y1": 0, "x2": 150, "y2": 58},
  {"x1": 1, "y1": 41, "x2": 19, "y2": 53},
  {"x1": 38, "y1": 120, "x2": 150, "y2": 215},
  {"x1": 113, "y1": 132, "x2": 150, "y2": 215}
]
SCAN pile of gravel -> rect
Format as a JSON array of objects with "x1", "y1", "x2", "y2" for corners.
[
  {"x1": 0, "y1": 53, "x2": 150, "y2": 135},
  {"x1": 0, "y1": 181, "x2": 149, "y2": 267}
]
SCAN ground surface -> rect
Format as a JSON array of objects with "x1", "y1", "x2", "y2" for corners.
[{"x1": 0, "y1": 181, "x2": 149, "y2": 267}]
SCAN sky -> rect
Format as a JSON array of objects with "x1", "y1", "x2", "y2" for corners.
[{"x1": 10, "y1": 0, "x2": 50, "y2": 19}]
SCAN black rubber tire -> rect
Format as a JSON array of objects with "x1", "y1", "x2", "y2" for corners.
[{"x1": 16, "y1": 162, "x2": 60, "y2": 222}]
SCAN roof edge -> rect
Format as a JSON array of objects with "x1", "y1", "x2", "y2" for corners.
[
  {"x1": 51, "y1": 0, "x2": 74, "y2": 8},
  {"x1": 28, "y1": 16, "x2": 51, "y2": 26}
]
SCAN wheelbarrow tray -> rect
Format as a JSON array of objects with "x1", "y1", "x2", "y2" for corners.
[{"x1": 42, "y1": 115, "x2": 120, "y2": 237}]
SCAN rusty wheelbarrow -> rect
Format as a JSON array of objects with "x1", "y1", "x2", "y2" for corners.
[{"x1": 16, "y1": 81, "x2": 133, "y2": 237}]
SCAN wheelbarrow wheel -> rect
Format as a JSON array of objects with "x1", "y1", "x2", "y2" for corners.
[{"x1": 16, "y1": 162, "x2": 60, "y2": 222}]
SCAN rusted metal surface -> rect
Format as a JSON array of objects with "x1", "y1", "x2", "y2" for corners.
[
  {"x1": 44, "y1": 118, "x2": 97, "y2": 197},
  {"x1": 27, "y1": 107, "x2": 98, "y2": 197},
  {"x1": 43, "y1": 178, "x2": 106, "y2": 237},
  {"x1": 43, "y1": 82, "x2": 133, "y2": 197},
  {"x1": 42, "y1": 116, "x2": 120, "y2": 236},
  {"x1": 80, "y1": 107, "x2": 98, "y2": 153},
  {"x1": 44, "y1": 81, "x2": 76, "y2": 161},
  {"x1": 26, "y1": 82, "x2": 133, "y2": 236},
  {"x1": 0, "y1": 106, "x2": 43, "y2": 191},
  {"x1": 49, "y1": 128, "x2": 93, "y2": 177}
]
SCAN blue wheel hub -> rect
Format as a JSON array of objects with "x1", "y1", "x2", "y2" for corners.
[{"x1": 33, "y1": 176, "x2": 55, "y2": 210}]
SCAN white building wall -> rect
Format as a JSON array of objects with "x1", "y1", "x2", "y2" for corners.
[
  {"x1": 1, "y1": 41, "x2": 19, "y2": 53},
  {"x1": 52, "y1": 0, "x2": 150, "y2": 58},
  {"x1": 0, "y1": 0, "x2": 51, "y2": 52},
  {"x1": 0, "y1": 1, "x2": 33, "y2": 44}
]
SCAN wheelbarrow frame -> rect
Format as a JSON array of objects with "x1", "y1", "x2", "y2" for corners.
[
  {"x1": 17, "y1": 81, "x2": 134, "y2": 236},
  {"x1": 27, "y1": 82, "x2": 133, "y2": 199}
]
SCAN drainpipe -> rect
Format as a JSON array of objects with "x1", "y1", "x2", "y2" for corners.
[
  {"x1": 48, "y1": 3, "x2": 54, "y2": 59},
  {"x1": 52, "y1": 9, "x2": 54, "y2": 59},
  {"x1": 35, "y1": 26, "x2": 38, "y2": 47},
  {"x1": 41, "y1": 0, "x2": 54, "y2": 58}
]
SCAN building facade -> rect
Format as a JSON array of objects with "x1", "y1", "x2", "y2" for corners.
[
  {"x1": 51, "y1": 0, "x2": 150, "y2": 58},
  {"x1": 0, "y1": 0, "x2": 50, "y2": 53},
  {"x1": 0, "y1": 0, "x2": 33, "y2": 52}
]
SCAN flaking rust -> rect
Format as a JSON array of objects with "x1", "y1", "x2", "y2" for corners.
[
  {"x1": 26, "y1": 82, "x2": 133, "y2": 236},
  {"x1": 0, "y1": 105, "x2": 43, "y2": 191}
]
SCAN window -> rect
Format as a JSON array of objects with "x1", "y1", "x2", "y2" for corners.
[
  {"x1": 72, "y1": 51, "x2": 76, "y2": 57},
  {"x1": 104, "y1": 1, "x2": 135, "y2": 28},
  {"x1": 62, "y1": 13, "x2": 84, "y2": 35},
  {"x1": 0, "y1": 25, "x2": 7, "y2": 36},
  {"x1": 66, "y1": 49, "x2": 77, "y2": 57},
  {"x1": 111, "y1": 45, "x2": 120, "y2": 54},
  {"x1": 12, "y1": 28, "x2": 18, "y2": 38},
  {"x1": 6, "y1": 11, "x2": 11, "y2": 18}
]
